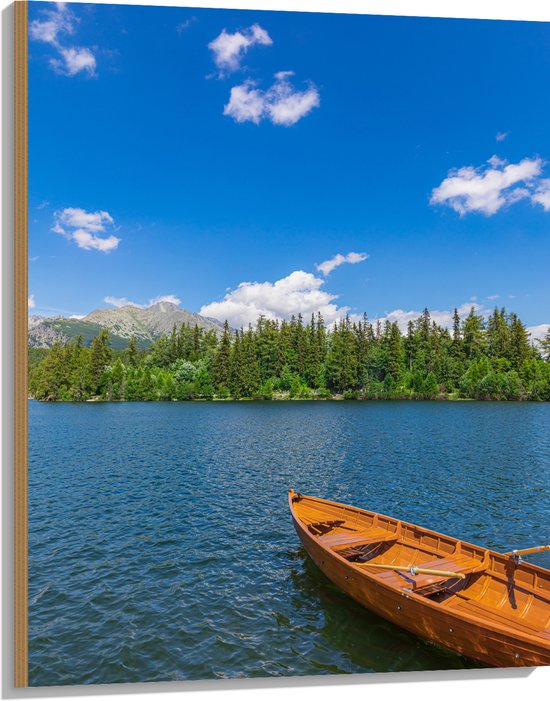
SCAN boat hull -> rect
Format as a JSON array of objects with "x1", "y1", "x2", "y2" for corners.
[{"x1": 289, "y1": 492, "x2": 550, "y2": 668}]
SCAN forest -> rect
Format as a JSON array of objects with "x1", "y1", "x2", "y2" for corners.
[{"x1": 28, "y1": 307, "x2": 550, "y2": 402}]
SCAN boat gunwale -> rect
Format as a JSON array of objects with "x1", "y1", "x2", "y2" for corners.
[
  {"x1": 289, "y1": 490, "x2": 550, "y2": 578},
  {"x1": 288, "y1": 490, "x2": 550, "y2": 647}
]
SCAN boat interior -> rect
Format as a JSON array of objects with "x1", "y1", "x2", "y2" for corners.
[{"x1": 292, "y1": 493, "x2": 550, "y2": 640}]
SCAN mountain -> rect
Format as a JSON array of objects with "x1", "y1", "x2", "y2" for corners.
[
  {"x1": 28, "y1": 316, "x2": 137, "y2": 350},
  {"x1": 28, "y1": 302, "x2": 225, "y2": 349}
]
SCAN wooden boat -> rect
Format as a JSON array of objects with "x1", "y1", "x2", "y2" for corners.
[{"x1": 288, "y1": 489, "x2": 550, "y2": 667}]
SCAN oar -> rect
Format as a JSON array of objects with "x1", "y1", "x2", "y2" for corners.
[
  {"x1": 504, "y1": 545, "x2": 550, "y2": 558},
  {"x1": 357, "y1": 562, "x2": 465, "y2": 580}
]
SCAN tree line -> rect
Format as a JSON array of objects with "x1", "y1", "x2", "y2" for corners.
[{"x1": 28, "y1": 307, "x2": 550, "y2": 402}]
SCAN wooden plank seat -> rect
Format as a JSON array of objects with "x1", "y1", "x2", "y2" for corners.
[
  {"x1": 365, "y1": 554, "x2": 485, "y2": 593},
  {"x1": 318, "y1": 529, "x2": 399, "y2": 549}
]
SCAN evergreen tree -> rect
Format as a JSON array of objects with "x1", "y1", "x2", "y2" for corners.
[
  {"x1": 229, "y1": 330, "x2": 245, "y2": 398},
  {"x1": 241, "y1": 326, "x2": 261, "y2": 396},
  {"x1": 90, "y1": 329, "x2": 112, "y2": 394},
  {"x1": 386, "y1": 322, "x2": 402, "y2": 381},
  {"x1": 404, "y1": 320, "x2": 416, "y2": 372},
  {"x1": 139, "y1": 367, "x2": 156, "y2": 400},
  {"x1": 303, "y1": 313, "x2": 322, "y2": 388},
  {"x1": 422, "y1": 371, "x2": 439, "y2": 397},
  {"x1": 326, "y1": 317, "x2": 358, "y2": 392},
  {"x1": 508, "y1": 313, "x2": 532, "y2": 370},
  {"x1": 462, "y1": 307, "x2": 486, "y2": 359},
  {"x1": 125, "y1": 335, "x2": 141, "y2": 367},
  {"x1": 168, "y1": 324, "x2": 179, "y2": 364},
  {"x1": 28, "y1": 304, "x2": 549, "y2": 403},
  {"x1": 451, "y1": 308, "x2": 463, "y2": 359},
  {"x1": 256, "y1": 316, "x2": 279, "y2": 382},
  {"x1": 486, "y1": 308, "x2": 509, "y2": 358},
  {"x1": 108, "y1": 358, "x2": 126, "y2": 400},
  {"x1": 68, "y1": 335, "x2": 91, "y2": 400},
  {"x1": 539, "y1": 327, "x2": 550, "y2": 361},
  {"x1": 212, "y1": 320, "x2": 232, "y2": 388}
]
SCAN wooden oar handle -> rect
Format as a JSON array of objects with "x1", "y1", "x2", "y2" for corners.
[
  {"x1": 504, "y1": 545, "x2": 550, "y2": 557},
  {"x1": 359, "y1": 562, "x2": 466, "y2": 580}
]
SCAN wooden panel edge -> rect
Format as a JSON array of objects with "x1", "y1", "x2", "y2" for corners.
[{"x1": 14, "y1": 0, "x2": 28, "y2": 689}]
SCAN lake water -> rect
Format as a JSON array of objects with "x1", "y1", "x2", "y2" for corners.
[{"x1": 28, "y1": 400, "x2": 550, "y2": 686}]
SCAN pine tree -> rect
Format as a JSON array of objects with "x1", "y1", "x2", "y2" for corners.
[
  {"x1": 212, "y1": 320, "x2": 232, "y2": 388},
  {"x1": 90, "y1": 329, "x2": 112, "y2": 394},
  {"x1": 241, "y1": 326, "x2": 261, "y2": 396},
  {"x1": 229, "y1": 330, "x2": 244, "y2": 398},
  {"x1": 125, "y1": 335, "x2": 140, "y2": 367},
  {"x1": 32, "y1": 342, "x2": 70, "y2": 400},
  {"x1": 277, "y1": 320, "x2": 291, "y2": 377},
  {"x1": 68, "y1": 335, "x2": 91, "y2": 399},
  {"x1": 422, "y1": 371, "x2": 439, "y2": 397},
  {"x1": 256, "y1": 316, "x2": 279, "y2": 382},
  {"x1": 109, "y1": 358, "x2": 126, "y2": 400},
  {"x1": 462, "y1": 307, "x2": 485, "y2": 359},
  {"x1": 386, "y1": 322, "x2": 402, "y2": 381},
  {"x1": 539, "y1": 327, "x2": 550, "y2": 361},
  {"x1": 404, "y1": 320, "x2": 416, "y2": 373},
  {"x1": 28, "y1": 305, "x2": 550, "y2": 403},
  {"x1": 139, "y1": 367, "x2": 155, "y2": 400},
  {"x1": 486, "y1": 308, "x2": 509, "y2": 358},
  {"x1": 168, "y1": 324, "x2": 179, "y2": 364},
  {"x1": 451, "y1": 308, "x2": 463, "y2": 359},
  {"x1": 304, "y1": 313, "x2": 321, "y2": 388},
  {"x1": 508, "y1": 313, "x2": 532, "y2": 370},
  {"x1": 326, "y1": 317, "x2": 358, "y2": 392},
  {"x1": 192, "y1": 325, "x2": 202, "y2": 361},
  {"x1": 354, "y1": 317, "x2": 370, "y2": 389}
]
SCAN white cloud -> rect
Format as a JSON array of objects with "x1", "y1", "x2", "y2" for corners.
[
  {"x1": 29, "y1": 3, "x2": 96, "y2": 77},
  {"x1": 209, "y1": 23, "x2": 272, "y2": 74},
  {"x1": 527, "y1": 324, "x2": 550, "y2": 343},
  {"x1": 104, "y1": 294, "x2": 182, "y2": 309},
  {"x1": 29, "y1": 2, "x2": 74, "y2": 44},
  {"x1": 52, "y1": 47, "x2": 96, "y2": 77},
  {"x1": 316, "y1": 252, "x2": 368, "y2": 276},
  {"x1": 224, "y1": 72, "x2": 320, "y2": 126},
  {"x1": 28, "y1": 294, "x2": 36, "y2": 309},
  {"x1": 149, "y1": 294, "x2": 182, "y2": 306},
  {"x1": 200, "y1": 270, "x2": 351, "y2": 328},
  {"x1": 53, "y1": 207, "x2": 120, "y2": 252},
  {"x1": 72, "y1": 230, "x2": 119, "y2": 252},
  {"x1": 496, "y1": 131, "x2": 509, "y2": 142},
  {"x1": 223, "y1": 82, "x2": 265, "y2": 124},
  {"x1": 531, "y1": 179, "x2": 550, "y2": 211},
  {"x1": 487, "y1": 294, "x2": 500, "y2": 301},
  {"x1": 57, "y1": 208, "x2": 113, "y2": 232},
  {"x1": 487, "y1": 155, "x2": 506, "y2": 168},
  {"x1": 376, "y1": 302, "x2": 487, "y2": 333},
  {"x1": 104, "y1": 296, "x2": 140, "y2": 308},
  {"x1": 266, "y1": 73, "x2": 321, "y2": 126},
  {"x1": 176, "y1": 18, "x2": 195, "y2": 34},
  {"x1": 430, "y1": 156, "x2": 543, "y2": 216}
]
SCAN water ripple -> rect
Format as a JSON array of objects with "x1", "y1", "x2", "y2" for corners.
[{"x1": 28, "y1": 401, "x2": 550, "y2": 686}]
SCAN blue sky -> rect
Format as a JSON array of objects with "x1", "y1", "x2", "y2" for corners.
[{"x1": 28, "y1": 2, "x2": 550, "y2": 337}]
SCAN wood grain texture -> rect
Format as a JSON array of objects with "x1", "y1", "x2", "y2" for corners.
[
  {"x1": 14, "y1": 0, "x2": 28, "y2": 688},
  {"x1": 289, "y1": 490, "x2": 550, "y2": 667}
]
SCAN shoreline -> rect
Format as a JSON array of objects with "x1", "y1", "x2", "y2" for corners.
[{"x1": 27, "y1": 395, "x2": 549, "y2": 404}]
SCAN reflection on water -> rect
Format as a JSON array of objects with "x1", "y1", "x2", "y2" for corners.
[{"x1": 28, "y1": 401, "x2": 549, "y2": 685}]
